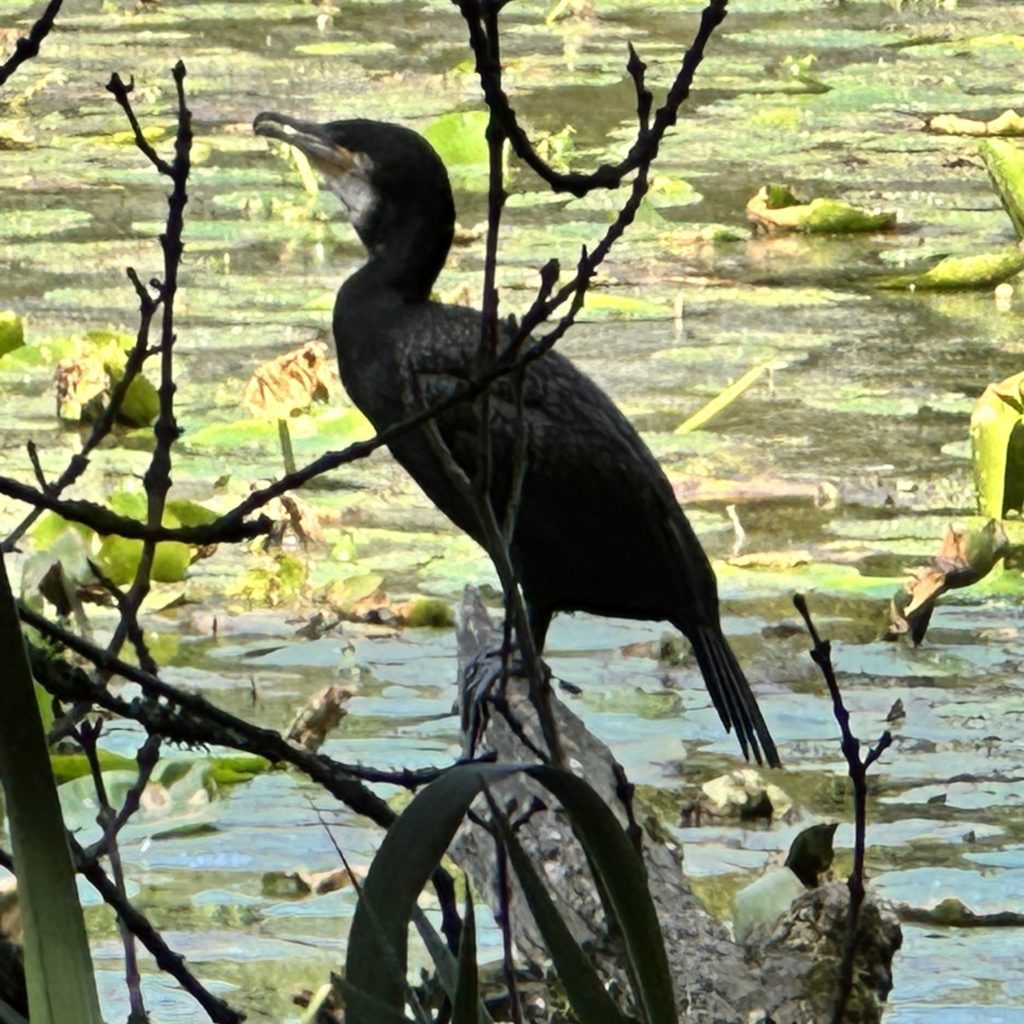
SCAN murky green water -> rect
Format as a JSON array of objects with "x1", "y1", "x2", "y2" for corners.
[{"x1": 2, "y1": 0, "x2": 1024, "y2": 1020}]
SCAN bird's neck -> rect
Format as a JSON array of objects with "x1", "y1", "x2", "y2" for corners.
[{"x1": 351, "y1": 211, "x2": 451, "y2": 304}]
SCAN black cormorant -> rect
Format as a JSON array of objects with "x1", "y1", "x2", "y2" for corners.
[{"x1": 254, "y1": 112, "x2": 780, "y2": 767}]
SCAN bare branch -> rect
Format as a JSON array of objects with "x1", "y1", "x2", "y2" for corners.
[
  {"x1": 72, "y1": 838, "x2": 244, "y2": 1024},
  {"x1": 794, "y1": 594, "x2": 893, "y2": 1024},
  {"x1": 452, "y1": 0, "x2": 728, "y2": 195},
  {"x1": 104, "y1": 73, "x2": 174, "y2": 175},
  {"x1": 0, "y1": 0, "x2": 63, "y2": 89}
]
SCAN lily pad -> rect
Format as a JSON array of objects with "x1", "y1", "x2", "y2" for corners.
[
  {"x1": 970, "y1": 371, "x2": 1024, "y2": 518},
  {"x1": 0, "y1": 311, "x2": 25, "y2": 356},
  {"x1": 928, "y1": 110, "x2": 1024, "y2": 138},
  {"x1": 875, "y1": 248, "x2": 1024, "y2": 291},
  {"x1": 979, "y1": 138, "x2": 1024, "y2": 240},
  {"x1": 96, "y1": 535, "x2": 192, "y2": 586},
  {"x1": 423, "y1": 110, "x2": 491, "y2": 171},
  {"x1": 747, "y1": 185, "x2": 896, "y2": 234}
]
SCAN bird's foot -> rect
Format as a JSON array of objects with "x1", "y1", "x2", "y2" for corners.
[{"x1": 459, "y1": 643, "x2": 555, "y2": 757}]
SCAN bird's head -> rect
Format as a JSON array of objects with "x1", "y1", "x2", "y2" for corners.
[{"x1": 254, "y1": 113, "x2": 455, "y2": 271}]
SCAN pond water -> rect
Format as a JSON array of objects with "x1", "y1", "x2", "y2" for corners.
[{"x1": 2, "y1": 0, "x2": 1024, "y2": 1020}]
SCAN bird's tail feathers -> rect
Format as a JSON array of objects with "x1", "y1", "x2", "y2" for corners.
[{"x1": 690, "y1": 628, "x2": 780, "y2": 768}]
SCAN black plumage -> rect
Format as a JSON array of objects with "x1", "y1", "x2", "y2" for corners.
[{"x1": 254, "y1": 113, "x2": 779, "y2": 767}]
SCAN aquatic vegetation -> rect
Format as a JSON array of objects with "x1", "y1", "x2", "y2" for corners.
[{"x1": 747, "y1": 184, "x2": 897, "y2": 234}]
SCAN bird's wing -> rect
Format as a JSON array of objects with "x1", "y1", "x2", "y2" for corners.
[{"x1": 397, "y1": 307, "x2": 719, "y2": 617}]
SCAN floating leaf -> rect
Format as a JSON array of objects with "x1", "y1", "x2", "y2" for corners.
[
  {"x1": 294, "y1": 40, "x2": 397, "y2": 58},
  {"x1": 165, "y1": 499, "x2": 220, "y2": 528},
  {"x1": 971, "y1": 370, "x2": 1024, "y2": 518},
  {"x1": 111, "y1": 369, "x2": 159, "y2": 427},
  {"x1": 398, "y1": 597, "x2": 454, "y2": 628},
  {"x1": 747, "y1": 185, "x2": 896, "y2": 233},
  {"x1": 205, "y1": 755, "x2": 271, "y2": 788},
  {"x1": 95, "y1": 536, "x2": 192, "y2": 586},
  {"x1": 875, "y1": 248, "x2": 1024, "y2": 290},
  {"x1": 979, "y1": 137, "x2": 1024, "y2": 240},
  {"x1": 423, "y1": 110, "x2": 491, "y2": 170},
  {"x1": 0, "y1": 209, "x2": 92, "y2": 241},
  {"x1": 928, "y1": 109, "x2": 1024, "y2": 137},
  {"x1": 49, "y1": 751, "x2": 138, "y2": 786},
  {"x1": 888, "y1": 519, "x2": 1011, "y2": 644},
  {"x1": 326, "y1": 573, "x2": 384, "y2": 612},
  {"x1": 581, "y1": 291, "x2": 672, "y2": 319},
  {"x1": 0, "y1": 311, "x2": 25, "y2": 357}
]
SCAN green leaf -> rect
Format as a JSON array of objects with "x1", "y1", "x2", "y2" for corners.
[
  {"x1": 979, "y1": 137, "x2": 1024, "y2": 240},
  {"x1": 332, "y1": 980, "x2": 415, "y2": 1024},
  {"x1": 523, "y1": 766, "x2": 677, "y2": 1024},
  {"x1": 876, "y1": 248, "x2": 1024, "y2": 291},
  {"x1": 501, "y1": 824, "x2": 630, "y2": 1024},
  {"x1": 423, "y1": 111, "x2": 491, "y2": 169},
  {"x1": 452, "y1": 889, "x2": 479, "y2": 1024},
  {"x1": 50, "y1": 751, "x2": 137, "y2": 785},
  {"x1": 118, "y1": 373, "x2": 159, "y2": 426},
  {"x1": 95, "y1": 535, "x2": 191, "y2": 585},
  {"x1": 0, "y1": 311, "x2": 25, "y2": 357},
  {"x1": 165, "y1": 499, "x2": 220, "y2": 528},
  {"x1": 970, "y1": 371, "x2": 1024, "y2": 518},
  {"x1": 0, "y1": 553, "x2": 103, "y2": 1024},
  {"x1": 747, "y1": 186, "x2": 896, "y2": 233},
  {"x1": 346, "y1": 763, "x2": 676, "y2": 1024},
  {"x1": 346, "y1": 764, "x2": 518, "y2": 1021},
  {"x1": 410, "y1": 908, "x2": 493, "y2": 1024}
]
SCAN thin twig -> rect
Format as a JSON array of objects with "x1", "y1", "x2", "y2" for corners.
[
  {"x1": 483, "y1": 789, "x2": 524, "y2": 1024},
  {"x1": 417, "y1": 414, "x2": 562, "y2": 764},
  {"x1": 104, "y1": 61, "x2": 190, "y2": 666},
  {"x1": 452, "y1": 0, "x2": 727, "y2": 195},
  {"x1": 72, "y1": 837, "x2": 245, "y2": 1024},
  {"x1": 77, "y1": 722, "x2": 157, "y2": 1022},
  {"x1": 1, "y1": 269, "x2": 163, "y2": 553},
  {"x1": 24, "y1": 611, "x2": 441, "y2": 797},
  {"x1": 794, "y1": 594, "x2": 892, "y2": 1024},
  {"x1": 0, "y1": 0, "x2": 63, "y2": 88},
  {"x1": 104, "y1": 73, "x2": 173, "y2": 175}
]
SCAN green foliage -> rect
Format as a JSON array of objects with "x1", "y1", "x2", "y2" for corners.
[
  {"x1": 749, "y1": 185, "x2": 896, "y2": 233},
  {"x1": 344, "y1": 763, "x2": 675, "y2": 1024},
  {"x1": 0, "y1": 311, "x2": 25, "y2": 357},
  {"x1": 970, "y1": 371, "x2": 1024, "y2": 518},
  {"x1": 423, "y1": 111, "x2": 491, "y2": 170},
  {"x1": 48, "y1": 328, "x2": 159, "y2": 426},
  {"x1": 876, "y1": 248, "x2": 1024, "y2": 290},
  {"x1": 96, "y1": 535, "x2": 191, "y2": 585},
  {"x1": 108, "y1": 364, "x2": 159, "y2": 426},
  {"x1": 763, "y1": 183, "x2": 802, "y2": 208},
  {"x1": 26, "y1": 492, "x2": 217, "y2": 592},
  {"x1": 186, "y1": 406, "x2": 372, "y2": 453},
  {"x1": 204, "y1": 755, "x2": 271, "y2": 788},
  {"x1": 979, "y1": 137, "x2": 1024, "y2": 240},
  {"x1": 0, "y1": 553, "x2": 103, "y2": 1024},
  {"x1": 326, "y1": 573, "x2": 383, "y2": 613},
  {"x1": 229, "y1": 553, "x2": 308, "y2": 606},
  {"x1": 402, "y1": 597, "x2": 454, "y2": 628},
  {"x1": 50, "y1": 751, "x2": 138, "y2": 785}
]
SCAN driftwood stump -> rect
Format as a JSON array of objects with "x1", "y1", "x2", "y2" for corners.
[{"x1": 451, "y1": 587, "x2": 901, "y2": 1023}]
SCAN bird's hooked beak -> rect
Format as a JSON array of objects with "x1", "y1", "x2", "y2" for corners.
[{"x1": 254, "y1": 111, "x2": 377, "y2": 228}]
